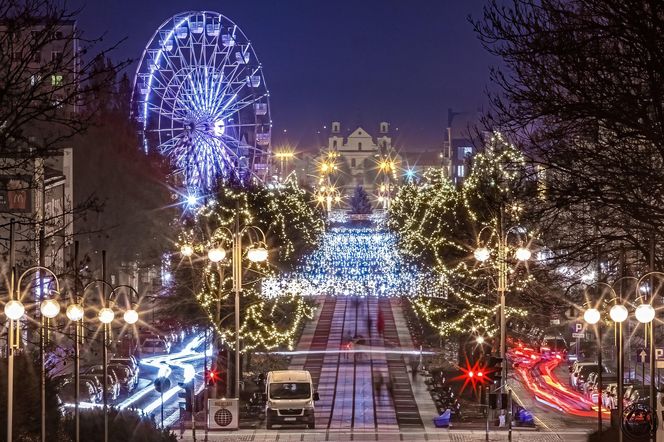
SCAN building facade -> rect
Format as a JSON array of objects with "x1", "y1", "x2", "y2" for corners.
[{"x1": 317, "y1": 121, "x2": 400, "y2": 208}]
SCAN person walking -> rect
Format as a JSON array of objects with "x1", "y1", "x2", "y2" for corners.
[{"x1": 377, "y1": 308, "x2": 385, "y2": 338}]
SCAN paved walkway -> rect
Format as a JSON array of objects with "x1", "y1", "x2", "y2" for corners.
[
  {"x1": 287, "y1": 296, "x2": 428, "y2": 431},
  {"x1": 178, "y1": 429, "x2": 591, "y2": 441}
]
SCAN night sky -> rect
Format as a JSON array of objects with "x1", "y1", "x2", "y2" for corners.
[{"x1": 73, "y1": 0, "x2": 494, "y2": 151}]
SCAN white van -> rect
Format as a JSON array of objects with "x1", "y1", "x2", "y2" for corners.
[{"x1": 265, "y1": 370, "x2": 319, "y2": 429}]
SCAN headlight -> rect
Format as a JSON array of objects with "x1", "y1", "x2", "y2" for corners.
[{"x1": 304, "y1": 400, "x2": 314, "y2": 408}]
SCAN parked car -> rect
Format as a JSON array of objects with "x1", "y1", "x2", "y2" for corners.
[
  {"x1": 109, "y1": 355, "x2": 140, "y2": 378},
  {"x1": 83, "y1": 366, "x2": 121, "y2": 401},
  {"x1": 570, "y1": 362, "x2": 607, "y2": 389},
  {"x1": 108, "y1": 363, "x2": 139, "y2": 393},
  {"x1": 140, "y1": 337, "x2": 171, "y2": 356},
  {"x1": 56, "y1": 377, "x2": 99, "y2": 404},
  {"x1": 540, "y1": 335, "x2": 568, "y2": 360},
  {"x1": 79, "y1": 374, "x2": 107, "y2": 403}
]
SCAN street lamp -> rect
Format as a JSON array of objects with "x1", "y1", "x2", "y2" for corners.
[
  {"x1": 4, "y1": 300, "x2": 25, "y2": 320},
  {"x1": 181, "y1": 221, "x2": 269, "y2": 400},
  {"x1": 474, "y1": 223, "x2": 530, "y2": 392},
  {"x1": 80, "y1": 280, "x2": 141, "y2": 442}
]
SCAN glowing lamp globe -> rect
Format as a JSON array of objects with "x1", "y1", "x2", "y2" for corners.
[
  {"x1": 98, "y1": 307, "x2": 115, "y2": 324},
  {"x1": 583, "y1": 308, "x2": 601, "y2": 325},
  {"x1": 123, "y1": 309, "x2": 139, "y2": 325},
  {"x1": 180, "y1": 244, "x2": 194, "y2": 257},
  {"x1": 247, "y1": 247, "x2": 268, "y2": 263},
  {"x1": 207, "y1": 247, "x2": 226, "y2": 263},
  {"x1": 635, "y1": 304, "x2": 656, "y2": 324},
  {"x1": 4, "y1": 300, "x2": 25, "y2": 320},
  {"x1": 515, "y1": 247, "x2": 531, "y2": 262},
  {"x1": 609, "y1": 304, "x2": 628, "y2": 323},
  {"x1": 66, "y1": 304, "x2": 84, "y2": 321},
  {"x1": 474, "y1": 247, "x2": 491, "y2": 262},
  {"x1": 40, "y1": 299, "x2": 60, "y2": 319}
]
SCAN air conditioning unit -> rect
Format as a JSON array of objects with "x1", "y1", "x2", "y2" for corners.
[{"x1": 207, "y1": 398, "x2": 238, "y2": 430}]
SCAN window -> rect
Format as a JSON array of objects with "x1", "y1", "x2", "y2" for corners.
[
  {"x1": 51, "y1": 74, "x2": 63, "y2": 87},
  {"x1": 54, "y1": 31, "x2": 63, "y2": 40},
  {"x1": 358, "y1": 142, "x2": 362, "y2": 151},
  {"x1": 332, "y1": 139, "x2": 337, "y2": 148},
  {"x1": 457, "y1": 165, "x2": 465, "y2": 177},
  {"x1": 51, "y1": 51, "x2": 62, "y2": 63},
  {"x1": 351, "y1": 158, "x2": 356, "y2": 167},
  {"x1": 33, "y1": 52, "x2": 41, "y2": 63}
]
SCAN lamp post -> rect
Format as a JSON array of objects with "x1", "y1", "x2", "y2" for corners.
[
  {"x1": 181, "y1": 220, "x2": 268, "y2": 399},
  {"x1": 582, "y1": 306, "x2": 604, "y2": 435},
  {"x1": 474, "y1": 223, "x2": 530, "y2": 391},
  {"x1": 582, "y1": 277, "x2": 658, "y2": 441},
  {"x1": 80, "y1": 279, "x2": 141, "y2": 442},
  {"x1": 4, "y1": 264, "x2": 61, "y2": 442}
]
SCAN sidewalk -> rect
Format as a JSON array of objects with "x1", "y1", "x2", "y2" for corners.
[{"x1": 175, "y1": 428, "x2": 591, "y2": 441}]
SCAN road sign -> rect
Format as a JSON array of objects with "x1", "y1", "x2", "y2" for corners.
[
  {"x1": 154, "y1": 377, "x2": 171, "y2": 393},
  {"x1": 572, "y1": 332, "x2": 585, "y2": 339},
  {"x1": 573, "y1": 323, "x2": 583, "y2": 333},
  {"x1": 640, "y1": 350, "x2": 647, "y2": 363}
]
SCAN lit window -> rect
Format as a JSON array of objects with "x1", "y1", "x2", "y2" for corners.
[
  {"x1": 51, "y1": 74, "x2": 63, "y2": 86},
  {"x1": 457, "y1": 165, "x2": 465, "y2": 177},
  {"x1": 464, "y1": 146, "x2": 473, "y2": 156}
]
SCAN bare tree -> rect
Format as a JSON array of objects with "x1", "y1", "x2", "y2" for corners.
[{"x1": 473, "y1": 0, "x2": 664, "y2": 276}]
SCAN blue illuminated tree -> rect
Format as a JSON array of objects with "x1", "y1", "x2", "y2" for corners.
[{"x1": 349, "y1": 186, "x2": 373, "y2": 214}]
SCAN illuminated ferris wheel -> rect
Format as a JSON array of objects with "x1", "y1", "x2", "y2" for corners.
[{"x1": 131, "y1": 11, "x2": 272, "y2": 190}]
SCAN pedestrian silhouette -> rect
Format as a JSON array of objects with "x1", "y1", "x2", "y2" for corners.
[{"x1": 377, "y1": 308, "x2": 385, "y2": 338}]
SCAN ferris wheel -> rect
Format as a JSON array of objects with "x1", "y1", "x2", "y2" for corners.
[{"x1": 131, "y1": 11, "x2": 272, "y2": 190}]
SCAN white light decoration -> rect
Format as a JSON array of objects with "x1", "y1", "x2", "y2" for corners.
[
  {"x1": 261, "y1": 227, "x2": 444, "y2": 299},
  {"x1": 476, "y1": 336, "x2": 485, "y2": 344},
  {"x1": 40, "y1": 299, "x2": 61, "y2": 319},
  {"x1": 207, "y1": 247, "x2": 226, "y2": 263},
  {"x1": 4, "y1": 300, "x2": 25, "y2": 320},
  {"x1": 514, "y1": 247, "x2": 531, "y2": 262},
  {"x1": 609, "y1": 304, "x2": 628, "y2": 323},
  {"x1": 123, "y1": 309, "x2": 139, "y2": 325},
  {"x1": 635, "y1": 304, "x2": 656, "y2": 324},
  {"x1": 98, "y1": 307, "x2": 115, "y2": 324},
  {"x1": 247, "y1": 246, "x2": 268, "y2": 263},
  {"x1": 66, "y1": 303, "x2": 85, "y2": 321},
  {"x1": 474, "y1": 247, "x2": 491, "y2": 262},
  {"x1": 180, "y1": 244, "x2": 194, "y2": 257},
  {"x1": 583, "y1": 308, "x2": 601, "y2": 325}
]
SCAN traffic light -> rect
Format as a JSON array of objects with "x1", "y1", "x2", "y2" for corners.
[
  {"x1": 178, "y1": 381, "x2": 193, "y2": 412},
  {"x1": 486, "y1": 356, "x2": 503, "y2": 385},
  {"x1": 207, "y1": 369, "x2": 220, "y2": 386}
]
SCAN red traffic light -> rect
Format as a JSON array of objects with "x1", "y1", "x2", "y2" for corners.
[{"x1": 208, "y1": 369, "x2": 220, "y2": 383}]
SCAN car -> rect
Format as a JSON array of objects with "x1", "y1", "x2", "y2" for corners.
[
  {"x1": 140, "y1": 337, "x2": 171, "y2": 356},
  {"x1": 540, "y1": 335, "x2": 567, "y2": 360},
  {"x1": 572, "y1": 363, "x2": 612, "y2": 391},
  {"x1": 108, "y1": 363, "x2": 139, "y2": 393},
  {"x1": 56, "y1": 377, "x2": 99, "y2": 404},
  {"x1": 79, "y1": 374, "x2": 106, "y2": 403},
  {"x1": 83, "y1": 366, "x2": 122, "y2": 401},
  {"x1": 109, "y1": 355, "x2": 140, "y2": 378}
]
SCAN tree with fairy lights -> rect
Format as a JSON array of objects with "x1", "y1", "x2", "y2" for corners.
[
  {"x1": 349, "y1": 186, "x2": 373, "y2": 214},
  {"x1": 388, "y1": 132, "x2": 532, "y2": 345},
  {"x1": 164, "y1": 178, "x2": 324, "y2": 388}
]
